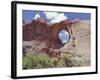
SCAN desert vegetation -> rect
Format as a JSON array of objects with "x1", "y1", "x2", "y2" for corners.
[{"x1": 23, "y1": 52, "x2": 89, "y2": 69}]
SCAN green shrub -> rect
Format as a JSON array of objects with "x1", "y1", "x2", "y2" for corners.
[
  {"x1": 23, "y1": 53, "x2": 50, "y2": 69},
  {"x1": 23, "y1": 52, "x2": 84, "y2": 69},
  {"x1": 36, "y1": 54, "x2": 50, "y2": 68},
  {"x1": 23, "y1": 53, "x2": 38, "y2": 69}
]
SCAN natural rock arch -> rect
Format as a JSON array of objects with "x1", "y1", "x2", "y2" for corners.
[
  {"x1": 47, "y1": 19, "x2": 79, "y2": 49},
  {"x1": 23, "y1": 18, "x2": 79, "y2": 57}
]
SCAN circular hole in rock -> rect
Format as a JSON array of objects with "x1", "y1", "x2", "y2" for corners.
[{"x1": 59, "y1": 30, "x2": 70, "y2": 44}]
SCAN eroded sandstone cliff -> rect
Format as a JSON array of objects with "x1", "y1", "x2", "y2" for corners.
[{"x1": 23, "y1": 19, "x2": 90, "y2": 66}]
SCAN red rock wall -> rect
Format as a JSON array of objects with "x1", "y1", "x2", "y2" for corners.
[{"x1": 23, "y1": 19, "x2": 78, "y2": 57}]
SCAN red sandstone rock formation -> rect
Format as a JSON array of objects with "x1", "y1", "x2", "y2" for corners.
[{"x1": 23, "y1": 18, "x2": 79, "y2": 57}]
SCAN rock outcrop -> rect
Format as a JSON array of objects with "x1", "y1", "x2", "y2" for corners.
[
  {"x1": 23, "y1": 18, "x2": 79, "y2": 57},
  {"x1": 23, "y1": 18, "x2": 78, "y2": 47},
  {"x1": 23, "y1": 19, "x2": 90, "y2": 66}
]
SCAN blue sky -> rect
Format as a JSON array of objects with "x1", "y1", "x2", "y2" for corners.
[
  {"x1": 59, "y1": 30, "x2": 70, "y2": 43},
  {"x1": 23, "y1": 10, "x2": 91, "y2": 24}
]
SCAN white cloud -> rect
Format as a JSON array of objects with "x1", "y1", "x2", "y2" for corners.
[
  {"x1": 64, "y1": 30, "x2": 69, "y2": 35},
  {"x1": 34, "y1": 14, "x2": 40, "y2": 19},
  {"x1": 44, "y1": 12, "x2": 68, "y2": 23},
  {"x1": 62, "y1": 40, "x2": 67, "y2": 44},
  {"x1": 59, "y1": 30, "x2": 70, "y2": 44},
  {"x1": 59, "y1": 30, "x2": 69, "y2": 37},
  {"x1": 59, "y1": 33, "x2": 63, "y2": 36},
  {"x1": 43, "y1": 12, "x2": 59, "y2": 19}
]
